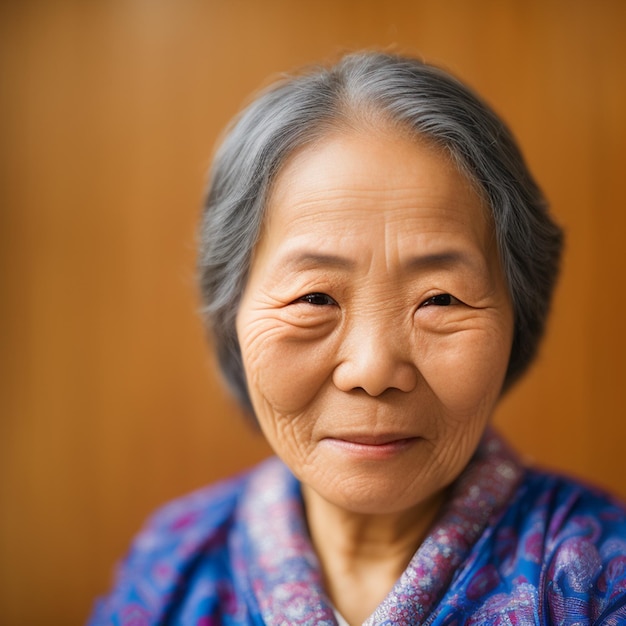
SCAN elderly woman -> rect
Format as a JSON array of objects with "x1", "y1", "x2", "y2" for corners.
[{"x1": 91, "y1": 52, "x2": 626, "y2": 625}]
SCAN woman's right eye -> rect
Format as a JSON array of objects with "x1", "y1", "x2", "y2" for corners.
[{"x1": 296, "y1": 292, "x2": 337, "y2": 306}]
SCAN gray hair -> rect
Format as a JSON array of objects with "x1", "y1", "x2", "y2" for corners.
[{"x1": 198, "y1": 51, "x2": 563, "y2": 414}]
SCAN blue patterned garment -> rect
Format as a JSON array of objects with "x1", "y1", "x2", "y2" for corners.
[{"x1": 89, "y1": 431, "x2": 626, "y2": 625}]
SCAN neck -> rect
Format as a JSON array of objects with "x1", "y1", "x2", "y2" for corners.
[{"x1": 302, "y1": 485, "x2": 445, "y2": 625}]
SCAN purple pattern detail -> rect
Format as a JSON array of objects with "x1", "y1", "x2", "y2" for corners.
[{"x1": 234, "y1": 459, "x2": 337, "y2": 625}]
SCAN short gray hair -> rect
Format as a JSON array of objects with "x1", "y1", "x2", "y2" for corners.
[{"x1": 198, "y1": 51, "x2": 563, "y2": 414}]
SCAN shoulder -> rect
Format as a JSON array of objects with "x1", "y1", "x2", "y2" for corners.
[
  {"x1": 496, "y1": 469, "x2": 626, "y2": 623},
  {"x1": 513, "y1": 468, "x2": 626, "y2": 541},
  {"x1": 134, "y1": 469, "x2": 249, "y2": 552},
  {"x1": 88, "y1": 462, "x2": 266, "y2": 625},
  {"x1": 448, "y1": 468, "x2": 626, "y2": 624}
]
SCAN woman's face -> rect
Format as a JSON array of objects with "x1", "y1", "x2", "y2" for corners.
[{"x1": 236, "y1": 128, "x2": 514, "y2": 515}]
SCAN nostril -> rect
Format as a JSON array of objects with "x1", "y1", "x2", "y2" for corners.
[{"x1": 332, "y1": 356, "x2": 418, "y2": 396}]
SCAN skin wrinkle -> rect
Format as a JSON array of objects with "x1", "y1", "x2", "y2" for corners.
[{"x1": 235, "y1": 127, "x2": 514, "y2": 623}]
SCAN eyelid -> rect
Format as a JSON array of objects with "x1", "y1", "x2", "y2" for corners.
[
  {"x1": 294, "y1": 292, "x2": 338, "y2": 306},
  {"x1": 420, "y1": 293, "x2": 461, "y2": 307}
]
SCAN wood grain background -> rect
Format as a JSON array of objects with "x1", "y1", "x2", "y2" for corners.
[{"x1": 1, "y1": 1, "x2": 624, "y2": 623}]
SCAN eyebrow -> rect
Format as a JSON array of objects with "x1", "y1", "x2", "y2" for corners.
[
  {"x1": 279, "y1": 249, "x2": 482, "y2": 274},
  {"x1": 279, "y1": 251, "x2": 357, "y2": 271},
  {"x1": 404, "y1": 251, "x2": 481, "y2": 273}
]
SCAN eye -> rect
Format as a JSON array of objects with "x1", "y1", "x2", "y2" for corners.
[
  {"x1": 420, "y1": 293, "x2": 459, "y2": 307},
  {"x1": 296, "y1": 292, "x2": 337, "y2": 306}
]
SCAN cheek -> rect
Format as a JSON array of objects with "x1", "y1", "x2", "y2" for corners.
[
  {"x1": 418, "y1": 323, "x2": 512, "y2": 417},
  {"x1": 239, "y1": 317, "x2": 337, "y2": 415}
]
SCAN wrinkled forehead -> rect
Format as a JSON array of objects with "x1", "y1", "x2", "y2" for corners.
[
  {"x1": 260, "y1": 125, "x2": 494, "y2": 248},
  {"x1": 270, "y1": 115, "x2": 489, "y2": 213}
]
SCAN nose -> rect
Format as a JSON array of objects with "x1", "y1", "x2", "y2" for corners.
[{"x1": 332, "y1": 315, "x2": 418, "y2": 396}]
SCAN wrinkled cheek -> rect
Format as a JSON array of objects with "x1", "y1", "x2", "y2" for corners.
[
  {"x1": 242, "y1": 337, "x2": 333, "y2": 416},
  {"x1": 420, "y1": 332, "x2": 511, "y2": 420}
]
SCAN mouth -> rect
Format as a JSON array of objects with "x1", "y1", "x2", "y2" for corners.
[
  {"x1": 334, "y1": 434, "x2": 415, "y2": 445},
  {"x1": 321, "y1": 435, "x2": 419, "y2": 459}
]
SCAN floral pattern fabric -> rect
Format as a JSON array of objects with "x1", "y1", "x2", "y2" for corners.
[{"x1": 89, "y1": 430, "x2": 626, "y2": 625}]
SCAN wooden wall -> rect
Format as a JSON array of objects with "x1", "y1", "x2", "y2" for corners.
[{"x1": 1, "y1": 1, "x2": 624, "y2": 623}]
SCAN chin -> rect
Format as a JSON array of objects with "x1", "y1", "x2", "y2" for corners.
[{"x1": 311, "y1": 469, "x2": 443, "y2": 517}]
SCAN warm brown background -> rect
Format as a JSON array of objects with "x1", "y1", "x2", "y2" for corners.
[{"x1": 1, "y1": 1, "x2": 624, "y2": 624}]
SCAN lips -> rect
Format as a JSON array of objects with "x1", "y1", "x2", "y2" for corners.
[
  {"x1": 331, "y1": 434, "x2": 416, "y2": 446},
  {"x1": 320, "y1": 434, "x2": 419, "y2": 460}
]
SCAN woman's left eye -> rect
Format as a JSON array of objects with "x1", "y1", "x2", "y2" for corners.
[
  {"x1": 296, "y1": 292, "x2": 337, "y2": 306},
  {"x1": 420, "y1": 293, "x2": 459, "y2": 307}
]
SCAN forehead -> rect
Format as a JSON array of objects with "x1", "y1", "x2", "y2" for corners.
[{"x1": 261, "y1": 128, "x2": 491, "y2": 250}]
